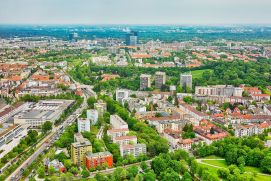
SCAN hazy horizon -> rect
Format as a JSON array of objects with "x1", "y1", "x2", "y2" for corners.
[{"x1": 1, "y1": 0, "x2": 271, "y2": 25}]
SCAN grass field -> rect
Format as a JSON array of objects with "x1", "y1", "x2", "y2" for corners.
[
  {"x1": 190, "y1": 69, "x2": 213, "y2": 79},
  {"x1": 200, "y1": 155, "x2": 223, "y2": 159},
  {"x1": 198, "y1": 159, "x2": 271, "y2": 181},
  {"x1": 201, "y1": 159, "x2": 227, "y2": 167}
]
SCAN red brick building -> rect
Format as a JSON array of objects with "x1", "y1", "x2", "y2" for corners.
[{"x1": 85, "y1": 151, "x2": 113, "y2": 170}]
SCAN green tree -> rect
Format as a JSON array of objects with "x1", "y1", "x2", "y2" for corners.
[
  {"x1": 181, "y1": 172, "x2": 192, "y2": 181},
  {"x1": 144, "y1": 170, "x2": 156, "y2": 181},
  {"x1": 48, "y1": 165, "x2": 55, "y2": 176},
  {"x1": 87, "y1": 97, "x2": 97, "y2": 108},
  {"x1": 42, "y1": 121, "x2": 53, "y2": 133},
  {"x1": 81, "y1": 168, "x2": 90, "y2": 178},
  {"x1": 37, "y1": 166, "x2": 45, "y2": 178},
  {"x1": 260, "y1": 155, "x2": 271, "y2": 174}
]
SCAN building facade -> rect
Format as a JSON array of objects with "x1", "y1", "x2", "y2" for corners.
[
  {"x1": 77, "y1": 118, "x2": 91, "y2": 132},
  {"x1": 140, "y1": 74, "x2": 151, "y2": 90},
  {"x1": 155, "y1": 72, "x2": 166, "y2": 89}
]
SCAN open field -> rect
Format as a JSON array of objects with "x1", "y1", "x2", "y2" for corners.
[
  {"x1": 198, "y1": 158, "x2": 271, "y2": 181},
  {"x1": 190, "y1": 69, "x2": 213, "y2": 79}
]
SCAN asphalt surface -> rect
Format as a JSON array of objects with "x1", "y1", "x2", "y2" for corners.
[{"x1": 7, "y1": 94, "x2": 89, "y2": 181}]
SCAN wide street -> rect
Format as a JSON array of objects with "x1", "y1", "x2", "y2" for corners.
[{"x1": 7, "y1": 90, "x2": 90, "y2": 181}]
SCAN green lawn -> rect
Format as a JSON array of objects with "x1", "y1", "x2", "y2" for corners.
[
  {"x1": 190, "y1": 69, "x2": 213, "y2": 79},
  {"x1": 198, "y1": 159, "x2": 271, "y2": 181},
  {"x1": 201, "y1": 155, "x2": 223, "y2": 159},
  {"x1": 202, "y1": 159, "x2": 227, "y2": 167}
]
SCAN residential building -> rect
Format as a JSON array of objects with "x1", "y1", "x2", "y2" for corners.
[
  {"x1": 77, "y1": 118, "x2": 91, "y2": 132},
  {"x1": 85, "y1": 151, "x2": 113, "y2": 169},
  {"x1": 178, "y1": 101, "x2": 209, "y2": 125},
  {"x1": 71, "y1": 133, "x2": 92, "y2": 166},
  {"x1": 110, "y1": 115, "x2": 128, "y2": 129},
  {"x1": 107, "y1": 128, "x2": 129, "y2": 139},
  {"x1": 194, "y1": 120, "x2": 229, "y2": 145},
  {"x1": 94, "y1": 100, "x2": 107, "y2": 117},
  {"x1": 155, "y1": 72, "x2": 166, "y2": 89},
  {"x1": 140, "y1": 74, "x2": 151, "y2": 90},
  {"x1": 44, "y1": 159, "x2": 65, "y2": 173},
  {"x1": 120, "y1": 144, "x2": 146, "y2": 157},
  {"x1": 87, "y1": 109, "x2": 98, "y2": 125},
  {"x1": 234, "y1": 122, "x2": 271, "y2": 137},
  {"x1": 113, "y1": 135, "x2": 137, "y2": 146},
  {"x1": 180, "y1": 73, "x2": 192, "y2": 89},
  {"x1": 178, "y1": 137, "x2": 203, "y2": 151},
  {"x1": 116, "y1": 89, "x2": 130, "y2": 104},
  {"x1": 195, "y1": 85, "x2": 243, "y2": 97}
]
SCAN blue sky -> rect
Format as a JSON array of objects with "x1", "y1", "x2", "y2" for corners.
[{"x1": 0, "y1": 0, "x2": 271, "y2": 24}]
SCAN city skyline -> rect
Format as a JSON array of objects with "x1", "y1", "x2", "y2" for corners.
[{"x1": 0, "y1": 0, "x2": 271, "y2": 25}]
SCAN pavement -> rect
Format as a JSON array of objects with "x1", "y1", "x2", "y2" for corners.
[
  {"x1": 96, "y1": 126, "x2": 104, "y2": 139},
  {"x1": 6, "y1": 92, "x2": 89, "y2": 181}
]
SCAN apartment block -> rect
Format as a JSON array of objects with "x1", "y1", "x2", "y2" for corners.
[
  {"x1": 87, "y1": 109, "x2": 98, "y2": 125},
  {"x1": 110, "y1": 115, "x2": 128, "y2": 129},
  {"x1": 71, "y1": 133, "x2": 92, "y2": 166},
  {"x1": 77, "y1": 118, "x2": 91, "y2": 132},
  {"x1": 85, "y1": 151, "x2": 113, "y2": 169},
  {"x1": 180, "y1": 73, "x2": 192, "y2": 89},
  {"x1": 155, "y1": 72, "x2": 166, "y2": 89},
  {"x1": 94, "y1": 100, "x2": 107, "y2": 117},
  {"x1": 107, "y1": 128, "x2": 129, "y2": 139},
  {"x1": 140, "y1": 74, "x2": 151, "y2": 90},
  {"x1": 120, "y1": 143, "x2": 147, "y2": 157},
  {"x1": 116, "y1": 89, "x2": 130, "y2": 104},
  {"x1": 113, "y1": 135, "x2": 137, "y2": 146}
]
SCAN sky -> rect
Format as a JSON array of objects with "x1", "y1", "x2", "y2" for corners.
[{"x1": 0, "y1": 0, "x2": 271, "y2": 25}]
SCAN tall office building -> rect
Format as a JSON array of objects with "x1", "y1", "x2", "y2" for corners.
[
  {"x1": 180, "y1": 73, "x2": 192, "y2": 89},
  {"x1": 140, "y1": 74, "x2": 151, "y2": 90},
  {"x1": 69, "y1": 32, "x2": 78, "y2": 42},
  {"x1": 126, "y1": 31, "x2": 138, "y2": 46},
  {"x1": 155, "y1": 72, "x2": 166, "y2": 89}
]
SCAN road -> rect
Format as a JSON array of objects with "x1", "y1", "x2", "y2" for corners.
[
  {"x1": 7, "y1": 93, "x2": 89, "y2": 181},
  {"x1": 96, "y1": 126, "x2": 104, "y2": 139}
]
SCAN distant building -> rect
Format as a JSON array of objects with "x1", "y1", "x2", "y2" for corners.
[
  {"x1": 155, "y1": 72, "x2": 166, "y2": 89},
  {"x1": 107, "y1": 128, "x2": 129, "y2": 140},
  {"x1": 126, "y1": 31, "x2": 138, "y2": 46},
  {"x1": 140, "y1": 74, "x2": 151, "y2": 90},
  {"x1": 69, "y1": 32, "x2": 78, "y2": 42},
  {"x1": 85, "y1": 151, "x2": 113, "y2": 169},
  {"x1": 180, "y1": 73, "x2": 192, "y2": 89},
  {"x1": 77, "y1": 118, "x2": 91, "y2": 132},
  {"x1": 14, "y1": 100, "x2": 74, "y2": 128},
  {"x1": 71, "y1": 133, "x2": 92, "y2": 166},
  {"x1": 94, "y1": 100, "x2": 107, "y2": 117},
  {"x1": 0, "y1": 124, "x2": 25, "y2": 147},
  {"x1": 113, "y1": 135, "x2": 137, "y2": 146},
  {"x1": 116, "y1": 89, "x2": 130, "y2": 104},
  {"x1": 87, "y1": 109, "x2": 98, "y2": 125},
  {"x1": 195, "y1": 85, "x2": 243, "y2": 97},
  {"x1": 120, "y1": 144, "x2": 146, "y2": 157},
  {"x1": 110, "y1": 115, "x2": 128, "y2": 129}
]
